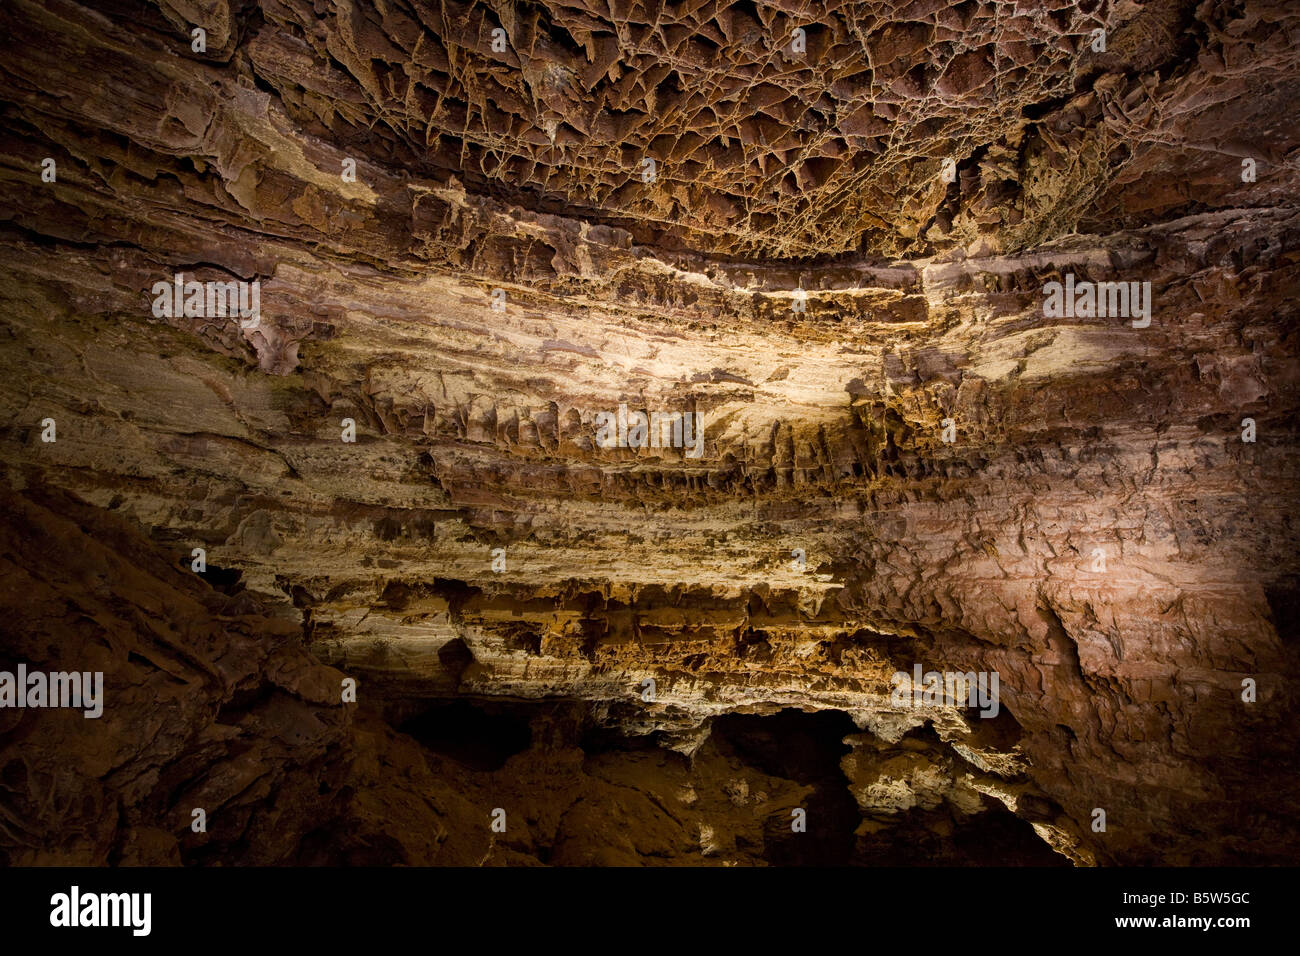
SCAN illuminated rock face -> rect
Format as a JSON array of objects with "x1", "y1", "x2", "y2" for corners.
[{"x1": 0, "y1": 0, "x2": 1298, "y2": 866}]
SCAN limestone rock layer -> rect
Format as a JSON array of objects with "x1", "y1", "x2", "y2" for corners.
[{"x1": 0, "y1": 0, "x2": 1298, "y2": 866}]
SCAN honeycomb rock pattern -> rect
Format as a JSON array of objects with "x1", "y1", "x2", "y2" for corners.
[{"x1": 230, "y1": 0, "x2": 1295, "y2": 258}]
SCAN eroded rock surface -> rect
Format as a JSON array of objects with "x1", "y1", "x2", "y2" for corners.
[{"x1": 1, "y1": 0, "x2": 1298, "y2": 866}]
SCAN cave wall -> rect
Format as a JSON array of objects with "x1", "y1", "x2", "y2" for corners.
[{"x1": 1, "y1": 0, "x2": 1298, "y2": 865}]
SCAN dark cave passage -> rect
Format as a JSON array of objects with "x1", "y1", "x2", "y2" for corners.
[
  {"x1": 397, "y1": 699, "x2": 534, "y2": 772},
  {"x1": 380, "y1": 698, "x2": 1073, "y2": 866},
  {"x1": 703, "y1": 708, "x2": 1065, "y2": 866},
  {"x1": 853, "y1": 801, "x2": 1070, "y2": 867},
  {"x1": 709, "y1": 709, "x2": 862, "y2": 865}
]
